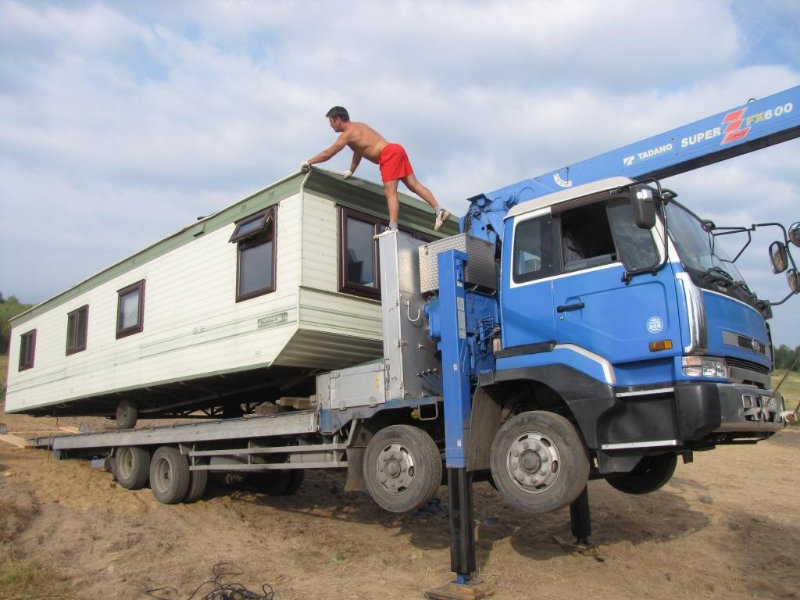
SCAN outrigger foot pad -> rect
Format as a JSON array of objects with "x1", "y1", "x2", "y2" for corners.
[{"x1": 424, "y1": 579, "x2": 494, "y2": 600}]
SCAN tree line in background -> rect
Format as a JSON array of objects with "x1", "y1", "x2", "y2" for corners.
[
  {"x1": 0, "y1": 292, "x2": 34, "y2": 355},
  {"x1": 774, "y1": 344, "x2": 800, "y2": 372}
]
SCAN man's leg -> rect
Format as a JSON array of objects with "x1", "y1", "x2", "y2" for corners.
[
  {"x1": 384, "y1": 179, "x2": 400, "y2": 228},
  {"x1": 403, "y1": 173, "x2": 450, "y2": 231},
  {"x1": 402, "y1": 173, "x2": 439, "y2": 211}
]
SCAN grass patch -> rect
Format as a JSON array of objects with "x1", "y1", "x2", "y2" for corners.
[
  {"x1": 0, "y1": 499, "x2": 35, "y2": 543},
  {"x1": 0, "y1": 545, "x2": 79, "y2": 600},
  {"x1": 773, "y1": 369, "x2": 800, "y2": 426}
]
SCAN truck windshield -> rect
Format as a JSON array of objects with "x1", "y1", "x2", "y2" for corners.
[{"x1": 665, "y1": 202, "x2": 755, "y2": 299}]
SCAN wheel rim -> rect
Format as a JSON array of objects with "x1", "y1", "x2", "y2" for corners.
[
  {"x1": 505, "y1": 430, "x2": 561, "y2": 494},
  {"x1": 117, "y1": 448, "x2": 133, "y2": 479},
  {"x1": 152, "y1": 457, "x2": 172, "y2": 494},
  {"x1": 375, "y1": 442, "x2": 416, "y2": 495}
]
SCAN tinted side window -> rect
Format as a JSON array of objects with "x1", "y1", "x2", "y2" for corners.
[
  {"x1": 558, "y1": 203, "x2": 616, "y2": 272},
  {"x1": 512, "y1": 215, "x2": 553, "y2": 283},
  {"x1": 607, "y1": 199, "x2": 659, "y2": 271}
]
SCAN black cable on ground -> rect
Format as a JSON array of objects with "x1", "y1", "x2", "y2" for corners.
[{"x1": 145, "y1": 563, "x2": 274, "y2": 600}]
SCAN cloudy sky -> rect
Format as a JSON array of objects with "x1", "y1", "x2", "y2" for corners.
[{"x1": 1, "y1": 0, "x2": 799, "y2": 347}]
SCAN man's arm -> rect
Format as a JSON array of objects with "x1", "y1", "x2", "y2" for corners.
[
  {"x1": 306, "y1": 133, "x2": 349, "y2": 166},
  {"x1": 347, "y1": 151, "x2": 363, "y2": 176}
]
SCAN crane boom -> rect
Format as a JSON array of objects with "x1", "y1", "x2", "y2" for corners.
[{"x1": 466, "y1": 85, "x2": 800, "y2": 242}]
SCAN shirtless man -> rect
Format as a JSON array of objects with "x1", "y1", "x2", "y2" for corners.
[{"x1": 303, "y1": 106, "x2": 450, "y2": 231}]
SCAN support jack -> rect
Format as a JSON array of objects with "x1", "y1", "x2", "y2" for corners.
[{"x1": 425, "y1": 469, "x2": 494, "y2": 599}]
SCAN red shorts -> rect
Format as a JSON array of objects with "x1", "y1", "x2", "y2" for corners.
[{"x1": 379, "y1": 143, "x2": 413, "y2": 183}]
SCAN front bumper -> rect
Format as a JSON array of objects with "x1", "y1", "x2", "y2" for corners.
[{"x1": 676, "y1": 381, "x2": 786, "y2": 440}]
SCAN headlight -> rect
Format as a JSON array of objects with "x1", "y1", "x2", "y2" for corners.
[{"x1": 682, "y1": 356, "x2": 727, "y2": 378}]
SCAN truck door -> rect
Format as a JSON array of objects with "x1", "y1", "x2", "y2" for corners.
[
  {"x1": 501, "y1": 209, "x2": 558, "y2": 350},
  {"x1": 550, "y1": 198, "x2": 681, "y2": 377}
]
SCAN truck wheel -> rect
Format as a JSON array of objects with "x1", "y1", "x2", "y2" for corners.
[
  {"x1": 114, "y1": 446, "x2": 150, "y2": 490},
  {"x1": 254, "y1": 469, "x2": 305, "y2": 496},
  {"x1": 364, "y1": 425, "x2": 442, "y2": 513},
  {"x1": 149, "y1": 446, "x2": 190, "y2": 504},
  {"x1": 183, "y1": 462, "x2": 209, "y2": 503},
  {"x1": 490, "y1": 411, "x2": 589, "y2": 514},
  {"x1": 116, "y1": 399, "x2": 139, "y2": 429},
  {"x1": 606, "y1": 453, "x2": 677, "y2": 495}
]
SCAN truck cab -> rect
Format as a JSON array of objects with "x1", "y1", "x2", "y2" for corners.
[{"x1": 450, "y1": 176, "x2": 789, "y2": 513}]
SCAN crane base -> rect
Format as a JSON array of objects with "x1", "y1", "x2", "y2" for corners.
[{"x1": 424, "y1": 580, "x2": 494, "y2": 600}]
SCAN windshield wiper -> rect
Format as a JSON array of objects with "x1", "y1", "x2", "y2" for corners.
[{"x1": 701, "y1": 266, "x2": 734, "y2": 286}]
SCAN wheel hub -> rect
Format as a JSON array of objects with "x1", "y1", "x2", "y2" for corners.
[
  {"x1": 506, "y1": 432, "x2": 560, "y2": 494},
  {"x1": 376, "y1": 443, "x2": 416, "y2": 495}
]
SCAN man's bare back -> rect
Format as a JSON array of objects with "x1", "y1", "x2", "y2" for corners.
[{"x1": 339, "y1": 122, "x2": 388, "y2": 163}]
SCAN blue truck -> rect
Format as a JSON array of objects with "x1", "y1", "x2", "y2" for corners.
[{"x1": 30, "y1": 86, "x2": 800, "y2": 594}]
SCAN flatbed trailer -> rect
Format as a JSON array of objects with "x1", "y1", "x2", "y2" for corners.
[{"x1": 33, "y1": 232, "x2": 447, "y2": 510}]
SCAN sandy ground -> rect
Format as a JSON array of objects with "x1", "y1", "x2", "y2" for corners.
[{"x1": 1, "y1": 406, "x2": 798, "y2": 600}]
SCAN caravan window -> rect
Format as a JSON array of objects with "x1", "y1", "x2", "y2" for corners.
[
  {"x1": 66, "y1": 305, "x2": 88, "y2": 355},
  {"x1": 233, "y1": 208, "x2": 277, "y2": 302},
  {"x1": 18, "y1": 329, "x2": 36, "y2": 371},
  {"x1": 116, "y1": 280, "x2": 145, "y2": 339},
  {"x1": 339, "y1": 208, "x2": 383, "y2": 299},
  {"x1": 337, "y1": 207, "x2": 437, "y2": 299}
]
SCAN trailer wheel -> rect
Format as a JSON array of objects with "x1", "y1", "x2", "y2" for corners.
[
  {"x1": 606, "y1": 453, "x2": 677, "y2": 495},
  {"x1": 364, "y1": 425, "x2": 442, "y2": 513},
  {"x1": 490, "y1": 411, "x2": 589, "y2": 514},
  {"x1": 116, "y1": 399, "x2": 139, "y2": 429},
  {"x1": 114, "y1": 446, "x2": 150, "y2": 490},
  {"x1": 149, "y1": 446, "x2": 191, "y2": 504},
  {"x1": 183, "y1": 462, "x2": 209, "y2": 503}
]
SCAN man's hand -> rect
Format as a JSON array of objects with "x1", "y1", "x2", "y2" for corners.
[
  {"x1": 300, "y1": 161, "x2": 310, "y2": 172},
  {"x1": 343, "y1": 170, "x2": 352, "y2": 179}
]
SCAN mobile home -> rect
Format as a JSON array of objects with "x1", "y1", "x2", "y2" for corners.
[{"x1": 5, "y1": 168, "x2": 456, "y2": 427}]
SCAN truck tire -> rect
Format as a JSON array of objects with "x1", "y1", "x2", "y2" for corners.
[
  {"x1": 490, "y1": 411, "x2": 589, "y2": 514},
  {"x1": 254, "y1": 469, "x2": 305, "y2": 496},
  {"x1": 114, "y1": 446, "x2": 150, "y2": 490},
  {"x1": 116, "y1": 399, "x2": 139, "y2": 429},
  {"x1": 183, "y1": 462, "x2": 209, "y2": 503},
  {"x1": 364, "y1": 425, "x2": 442, "y2": 513},
  {"x1": 149, "y1": 446, "x2": 191, "y2": 504},
  {"x1": 606, "y1": 453, "x2": 677, "y2": 495}
]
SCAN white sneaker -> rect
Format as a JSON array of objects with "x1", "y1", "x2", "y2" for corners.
[{"x1": 434, "y1": 209, "x2": 451, "y2": 231}]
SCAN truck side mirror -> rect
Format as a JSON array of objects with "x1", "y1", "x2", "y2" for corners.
[
  {"x1": 769, "y1": 241, "x2": 788, "y2": 274},
  {"x1": 632, "y1": 187, "x2": 656, "y2": 229},
  {"x1": 788, "y1": 269, "x2": 800, "y2": 294},
  {"x1": 789, "y1": 222, "x2": 800, "y2": 248}
]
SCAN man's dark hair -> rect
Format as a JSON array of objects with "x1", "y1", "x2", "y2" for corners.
[{"x1": 326, "y1": 106, "x2": 350, "y2": 121}]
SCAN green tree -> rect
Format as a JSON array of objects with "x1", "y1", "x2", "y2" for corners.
[
  {"x1": 0, "y1": 293, "x2": 34, "y2": 354},
  {"x1": 774, "y1": 344, "x2": 800, "y2": 372}
]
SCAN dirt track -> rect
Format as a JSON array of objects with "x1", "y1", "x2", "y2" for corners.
[{"x1": 1, "y1": 407, "x2": 798, "y2": 600}]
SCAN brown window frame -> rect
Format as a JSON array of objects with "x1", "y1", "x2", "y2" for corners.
[
  {"x1": 116, "y1": 280, "x2": 145, "y2": 339},
  {"x1": 232, "y1": 207, "x2": 277, "y2": 303},
  {"x1": 66, "y1": 305, "x2": 89, "y2": 355},
  {"x1": 339, "y1": 208, "x2": 384, "y2": 300},
  {"x1": 19, "y1": 329, "x2": 36, "y2": 371},
  {"x1": 338, "y1": 207, "x2": 437, "y2": 300}
]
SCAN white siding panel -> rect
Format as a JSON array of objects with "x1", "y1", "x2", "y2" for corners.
[
  {"x1": 6, "y1": 196, "x2": 304, "y2": 412},
  {"x1": 300, "y1": 192, "x2": 338, "y2": 291}
]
